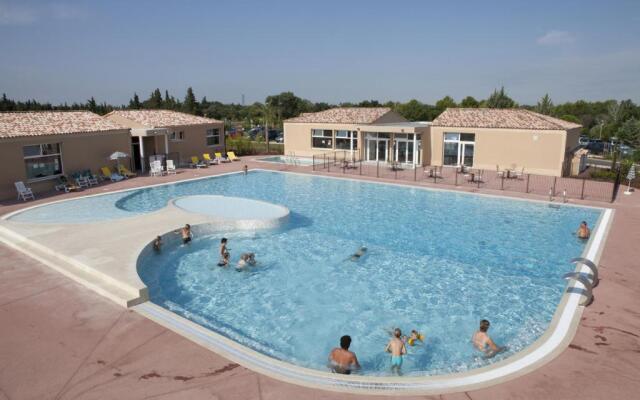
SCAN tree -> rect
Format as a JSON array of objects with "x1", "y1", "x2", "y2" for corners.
[
  {"x1": 129, "y1": 93, "x2": 142, "y2": 109},
  {"x1": 536, "y1": 94, "x2": 554, "y2": 115},
  {"x1": 87, "y1": 97, "x2": 98, "y2": 113},
  {"x1": 395, "y1": 99, "x2": 431, "y2": 121},
  {"x1": 144, "y1": 88, "x2": 163, "y2": 109},
  {"x1": 182, "y1": 87, "x2": 199, "y2": 115},
  {"x1": 460, "y1": 96, "x2": 479, "y2": 108},
  {"x1": 485, "y1": 87, "x2": 516, "y2": 108},
  {"x1": 265, "y1": 92, "x2": 309, "y2": 123},
  {"x1": 617, "y1": 118, "x2": 640, "y2": 147},
  {"x1": 435, "y1": 96, "x2": 457, "y2": 112}
]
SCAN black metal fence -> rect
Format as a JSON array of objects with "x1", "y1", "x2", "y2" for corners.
[{"x1": 312, "y1": 151, "x2": 620, "y2": 203}]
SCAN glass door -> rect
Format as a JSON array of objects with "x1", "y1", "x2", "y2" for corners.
[
  {"x1": 377, "y1": 140, "x2": 387, "y2": 162},
  {"x1": 461, "y1": 142, "x2": 474, "y2": 166}
]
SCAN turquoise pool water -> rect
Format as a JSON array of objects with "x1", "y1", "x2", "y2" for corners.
[
  {"x1": 93, "y1": 171, "x2": 604, "y2": 376},
  {"x1": 258, "y1": 155, "x2": 315, "y2": 165}
]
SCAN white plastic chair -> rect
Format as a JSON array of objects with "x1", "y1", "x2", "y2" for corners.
[
  {"x1": 150, "y1": 160, "x2": 164, "y2": 177},
  {"x1": 166, "y1": 159, "x2": 177, "y2": 175},
  {"x1": 15, "y1": 181, "x2": 35, "y2": 201}
]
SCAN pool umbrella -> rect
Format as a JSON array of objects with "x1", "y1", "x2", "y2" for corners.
[
  {"x1": 624, "y1": 164, "x2": 636, "y2": 195},
  {"x1": 109, "y1": 151, "x2": 129, "y2": 171}
]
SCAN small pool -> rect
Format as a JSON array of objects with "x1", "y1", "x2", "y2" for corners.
[{"x1": 257, "y1": 155, "x2": 315, "y2": 166}]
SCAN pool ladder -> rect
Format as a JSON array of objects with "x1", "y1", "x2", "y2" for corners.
[
  {"x1": 562, "y1": 257, "x2": 599, "y2": 306},
  {"x1": 286, "y1": 152, "x2": 299, "y2": 166}
]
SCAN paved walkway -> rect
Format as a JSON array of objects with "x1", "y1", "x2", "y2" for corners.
[{"x1": 1, "y1": 159, "x2": 639, "y2": 399}]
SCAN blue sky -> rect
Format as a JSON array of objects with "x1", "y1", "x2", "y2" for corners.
[{"x1": 1, "y1": 0, "x2": 639, "y2": 105}]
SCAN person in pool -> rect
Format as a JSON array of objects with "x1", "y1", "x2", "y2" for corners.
[
  {"x1": 243, "y1": 165, "x2": 248, "y2": 175},
  {"x1": 152, "y1": 235, "x2": 162, "y2": 252},
  {"x1": 177, "y1": 224, "x2": 192, "y2": 245},
  {"x1": 406, "y1": 329, "x2": 425, "y2": 346},
  {"x1": 385, "y1": 328, "x2": 407, "y2": 375},
  {"x1": 236, "y1": 252, "x2": 256, "y2": 269},
  {"x1": 472, "y1": 319, "x2": 505, "y2": 358},
  {"x1": 576, "y1": 221, "x2": 591, "y2": 240},
  {"x1": 348, "y1": 246, "x2": 367, "y2": 261},
  {"x1": 328, "y1": 335, "x2": 360, "y2": 375},
  {"x1": 218, "y1": 238, "x2": 230, "y2": 266}
]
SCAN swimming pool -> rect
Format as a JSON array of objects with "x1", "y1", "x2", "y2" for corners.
[{"x1": 257, "y1": 155, "x2": 315, "y2": 166}]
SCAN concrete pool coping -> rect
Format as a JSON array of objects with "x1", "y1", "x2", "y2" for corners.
[{"x1": 0, "y1": 168, "x2": 614, "y2": 395}]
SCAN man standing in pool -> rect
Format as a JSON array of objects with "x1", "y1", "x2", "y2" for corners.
[
  {"x1": 576, "y1": 221, "x2": 591, "y2": 239},
  {"x1": 178, "y1": 224, "x2": 192, "y2": 245},
  {"x1": 472, "y1": 319, "x2": 505, "y2": 358},
  {"x1": 385, "y1": 328, "x2": 407, "y2": 375},
  {"x1": 218, "y1": 238, "x2": 230, "y2": 266},
  {"x1": 328, "y1": 335, "x2": 360, "y2": 374}
]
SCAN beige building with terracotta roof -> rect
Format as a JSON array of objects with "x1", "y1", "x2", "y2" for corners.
[
  {"x1": 104, "y1": 110, "x2": 224, "y2": 171},
  {"x1": 284, "y1": 107, "x2": 581, "y2": 176},
  {"x1": 0, "y1": 111, "x2": 131, "y2": 200}
]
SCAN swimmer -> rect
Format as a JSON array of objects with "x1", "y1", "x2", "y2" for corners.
[
  {"x1": 348, "y1": 246, "x2": 367, "y2": 262},
  {"x1": 237, "y1": 252, "x2": 257, "y2": 269},
  {"x1": 385, "y1": 328, "x2": 407, "y2": 375},
  {"x1": 152, "y1": 235, "x2": 162, "y2": 252},
  {"x1": 218, "y1": 238, "x2": 230, "y2": 266},
  {"x1": 243, "y1": 165, "x2": 248, "y2": 175},
  {"x1": 407, "y1": 329, "x2": 425, "y2": 346},
  {"x1": 328, "y1": 335, "x2": 360, "y2": 375},
  {"x1": 472, "y1": 319, "x2": 506, "y2": 358},
  {"x1": 176, "y1": 224, "x2": 191, "y2": 245},
  {"x1": 576, "y1": 221, "x2": 590, "y2": 240}
]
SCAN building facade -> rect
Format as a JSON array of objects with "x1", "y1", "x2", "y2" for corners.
[{"x1": 0, "y1": 111, "x2": 131, "y2": 200}]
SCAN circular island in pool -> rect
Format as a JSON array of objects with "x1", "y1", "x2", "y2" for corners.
[{"x1": 173, "y1": 195, "x2": 289, "y2": 229}]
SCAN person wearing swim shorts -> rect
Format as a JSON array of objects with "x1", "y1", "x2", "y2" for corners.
[
  {"x1": 328, "y1": 335, "x2": 360, "y2": 374},
  {"x1": 472, "y1": 319, "x2": 506, "y2": 358},
  {"x1": 219, "y1": 238, "x2": 230, "y2": 266},
  {"x1": 385, "y1": 328, "x2": 407, "y2": 375}
]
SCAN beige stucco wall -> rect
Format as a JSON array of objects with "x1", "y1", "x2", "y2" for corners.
[
  {"x1": 429, "y1": 126, "x2": 569, "y2": 176},
  {"x1": 155, "y1": 123, "x2": 225, "y2": 165},
  {"x1": 0, "y1": 130, "x2": 131, "y2": 200}
]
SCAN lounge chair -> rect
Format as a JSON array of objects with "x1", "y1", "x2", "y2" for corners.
[
  {"x1": 55, "y1": 176, "x2": 81, "y2": 193},
  {"x1": 190, "y1": 156, "x2": 207, "y2": 168},
  {"x1": 101, "y1": 166, "x2": 124, "y2": 182},
  {"x1": 15, "y1": 181, "x2": 35, "y2": 201},
  {"x1": 118, "y1": 165, "x2": 137, "y2": 178},
  {"x1": 227, "y1": 151, "x2": 241, "y2": 161},
  {"x1": 74, "y1": 173, "x2": 90, "y2": 188},
  {"x1": 150, "y1": 160, "x2": 165, "y2": 176},
  {"x1": 166, "y1": 159, "x2": 177, "y2": 175},
  {"x1": 202, "y1": 153, "x2": 218, "y2": 166},
  {"x1": 215, "y1": 152, "x2": 231, "y2": 163}
]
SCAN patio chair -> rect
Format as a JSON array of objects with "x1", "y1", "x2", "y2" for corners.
[
  {"x1": 496, "y1": 165, "x2": 505, "y2": 178},
  {"x1": 190, "y1": 156, "x2": 207, "y2": 169},
  {"x1": 202, "y1": 153, "x2": 218, "y2": 165},
  {"x1": 55, "y1": 176, "x2": 81, "y2": 193},
  {"x1": 227, "y1": 151, "x2": 241, "y2": 161},
  {"x1": 215, "y1": 152, "x2": 231, "y2": 163},
  {"x1": 15, "y1": 181, "x2": 35, "y2": 201},
  {"x1": 514, "y1": 167, "x2": 525, "y2": 180},
  {"x1": 100, "y1": 166, "x2": 124, "y2": 182},
  {"x1": 166, "y1": 159, "x2": 177, "y2": 175},
  {"x1": 118, "y1": 165, "x2": 137, "y2": 178},
  {"x1": 72, "y1": 172, "x2": 90, "y2": 188},
  {"x1": 150, "y1": 160, "x2": 165, "y2": 176}
]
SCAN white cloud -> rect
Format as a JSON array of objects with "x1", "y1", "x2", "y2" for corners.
[
  {"x1": 536, "y1": 30, "x2": 575, "y2": 46},
  {"x1": 0, "y1": 1, "x2": 86, "y2": 26}
]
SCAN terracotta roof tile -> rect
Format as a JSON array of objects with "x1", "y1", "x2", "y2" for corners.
[
  {"x1": 432, "y1": 108, "x2": 581, "y2": 130},
  {"x1": 107, "y1": 110, "x2": 222, "y2": 128},
  {"x1": 0, "y1": 111, "x2": 126, "y2": 139},
  {"x1": 285, "y1": 107, "x2": 395, "y2": 124}
]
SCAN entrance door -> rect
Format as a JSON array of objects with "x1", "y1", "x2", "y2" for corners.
[
  {"x1": 131, "y1": 137, "x2": 142, "y2": 171},
  {"x1": 461, "y1": 142, "x2": 474, "y2": 166},
  {"x1": 366, "y1": 136, "x2": 388, "y2": 162}
]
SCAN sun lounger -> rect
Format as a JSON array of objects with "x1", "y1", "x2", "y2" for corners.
[
  {"x1": 215, "y1": 152, "x2": 231, "y2": 163},
  {"x1": 227, "y1": 151, "x2": 240, "y2": 161},
  {"x1": 15, "y1": 181, "x2": 35, "y2": 201},
  {"x1": 101, "y1": 166, "x2": 124, "y2": 182},
  {"x1": 55, "y1": 176, "x2": 81, "y2": 193},
  {"x1": 202, "y1": 153, "x2": 218, "y2": 165},
  {"x1": 118, "y1": 165, "x2": 137, "y2": 178},
  {"x1": 190, "y1": 156, "x2": 207, "y2": 168},
  {"x1": 166, "y1": 159, "x2": 177, "y2": 175}
]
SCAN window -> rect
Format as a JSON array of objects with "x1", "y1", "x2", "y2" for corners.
[
  {"x1": 312, "y1": 129, "x2": 333, "y2": 148},
  {"x1": 23, "y1": 143, "x2": 62, "y2": 180},
  {"x1": 335, "y1": 130, "x2": 358, "y2": 151},
  {"x1": 443, "y1": 132, "x2": 475, "y2": 166},
  {"x1": 169, "y1": 131, "x2": 184, "y2": 141},
  {"x1": 206, "y1": 128, "x2": 221, "y2": 146}
]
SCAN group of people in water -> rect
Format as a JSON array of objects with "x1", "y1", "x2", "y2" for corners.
[
  {"x1": 152, "y1": 224, "x2": 258, "y2": 270},
  {"x1": 329, "y1": 320, "x2": 505, "y2": 375}
]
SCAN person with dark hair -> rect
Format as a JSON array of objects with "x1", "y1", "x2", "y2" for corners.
[
  {"x1": 218, "y1": 238, "x2": 230, "y2": 266},
  {"x1": 328, "y1": 335, "x2": 360, "y2": 374},
  {"x1": 177, "y1": 224, "x2": 191, "y2": 245},
  {"x1": 576, "y1": 221, "x2": 590, "y2": 239},
  {"x1": 152, "y1": 235, "x2": 162, "y2": 252},
  {"x1": 472, "y1": 319, "x2": 505, "y2": 357}
]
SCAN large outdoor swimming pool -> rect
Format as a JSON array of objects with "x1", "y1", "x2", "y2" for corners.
[{"x1": 8, "y1": 171, "x2": 602, "y2": 376}]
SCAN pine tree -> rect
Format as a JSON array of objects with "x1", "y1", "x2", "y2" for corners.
[
  {"x1": 182, "y1": 87, "x2": 198, "y2": 115},
  {"x1": 87, "y1": 97, "x2": 98, "y2": 113},
  {"x1": 536, "y1": 94, "x2": 554, "y2": 115},
  {"x1": 129, "y1": 93, "x2": 142, "y2": 109},
  {"x1": 485, "y1": 87, "x2": 517, "y2": 109},
  {"x1": 145, "y1": 89, "x2": 163, "y2": 109}
]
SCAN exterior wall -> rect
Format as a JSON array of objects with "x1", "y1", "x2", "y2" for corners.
[
  {"x1": 0, "y1": 130, "x2": 131, "y2": 200},
  {"x1": 565, "y1": 127, "x2": 581, "y2": 151},
  {"x1": 429, "y1": 126, "x2": 569, "y2": 176},
  {"x1": 160, "y1": 123, "x2": 225, "y2": 165}
]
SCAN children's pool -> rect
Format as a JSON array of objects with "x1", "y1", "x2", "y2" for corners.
[{"x1": 257, "y1": 155, "x2": 315, "y2": 166}]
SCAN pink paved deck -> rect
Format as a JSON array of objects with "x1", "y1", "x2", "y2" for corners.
[{"x1": 1, "y1": 158, "x2": 639, "y2": 399}]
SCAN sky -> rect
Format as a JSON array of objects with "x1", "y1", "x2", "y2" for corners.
[{"x1": 1, "y1": 0, "x2": 639, "y2": 106}]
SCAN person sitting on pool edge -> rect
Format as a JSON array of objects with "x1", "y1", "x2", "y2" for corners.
[
  {"x1": 472, "y1": 319, "x2": 506, "y2": 358},
  {"x1": 576, "y1": 221, "x2": 591, "y2": 240},
  {"x1": 385, "y1": 328, "x2": 407, "y2": 375},
  {"x1": 153, "y1": 235, "x2": 162, "y2": 252},
  {"x1": 328, "y1": 335, "x2": 360, "y2": 375},
  {"x1": 218, "y1": 238, "x2": 230, "y2": 266}
]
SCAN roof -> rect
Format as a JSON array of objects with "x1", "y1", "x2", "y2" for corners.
[
  {"x1": 284, "y1": 107, "x2": 396, "y2": 124},
  {"x1": 432, "y1": 108, "x2": 582, "y2": 130},
  {"x1": 106, "y1": 110, "x2": 222, "y2": 128},
  {"x1": 0, "y1": 111, "x2": 126, "y2": 139}
]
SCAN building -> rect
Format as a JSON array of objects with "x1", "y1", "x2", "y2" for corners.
[
  {"x1": 284, "y1": 108, "x2": 430, "y2": 165},
  {"x1": 104, "y1": 110, "x2": 224, "y2": 171},
  {"x1": 431, "y1": 108, "x2": 582, "y2": 176},
  {"x1": 284, "y1": 107, "x2": 581, "y2": 176},
  {"x1": 0, "y1": 111, "x2": 130, "y2": 200}
]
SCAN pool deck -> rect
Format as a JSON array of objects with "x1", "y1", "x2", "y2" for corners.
[{"x1": 1, "y1": 158, "x2": 639, "y2": 399}]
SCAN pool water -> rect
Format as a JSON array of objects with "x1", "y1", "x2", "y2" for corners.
[
  {"x1": 124, "y1": 171, "x2": 602, "y2": 376},
  {"x1": 258, "y1": 155, "x2": 315, "y2": 165}
]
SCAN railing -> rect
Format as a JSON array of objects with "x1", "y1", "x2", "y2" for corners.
[
  {"x1": 563, "y1": 257, "x2": 599, "y2": 306},
  {"x1": 312, "y1": 159, "x2": 619, "y2": 203}
]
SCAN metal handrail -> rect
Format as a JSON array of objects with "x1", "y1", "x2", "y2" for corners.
[
  {"x1": 570, "y1": 257, "x2": 599, "y2": 287},
  {"x1": 563, "y1": 272, "x2": 594, "y2": 306}
]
